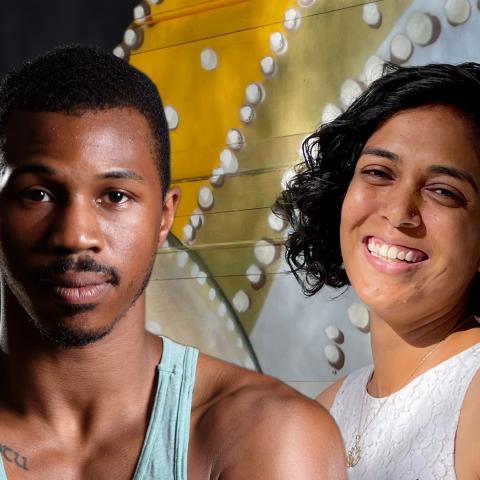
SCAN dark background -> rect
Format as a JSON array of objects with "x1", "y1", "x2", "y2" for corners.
[{"x1": 0, "y1": 0, "x2": 137, "y2": 77}]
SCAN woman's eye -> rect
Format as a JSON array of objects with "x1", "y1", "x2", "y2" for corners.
[
  {"x1": 20, "y1": 189, "x2": 52, "y2": 202},
  {"x1": 361, "y1": 168, "x2": 392, "y2": 179},
  {"x1": 103, "y1": 191, "x2": 130, "y2": 204},
  {"x1": 433, "y1": 188, "x2": 454, "y2": 197},
  {"x1": 428, "y1": 187, "x2": 465, "y2": 204}
]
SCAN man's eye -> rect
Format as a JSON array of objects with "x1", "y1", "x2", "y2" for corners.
[
  {"x1": 20, "y1": 189, "x2": 51, "y2": 202},
  {"x1": 103, "y1": 191, "x2": 130, "y2": 204}
]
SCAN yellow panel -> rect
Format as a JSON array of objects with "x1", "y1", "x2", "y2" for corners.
[
  {"x1": 133, "y1": 0, "x2": 414, "y2": 333},
  {"x1": 133, "y1": 0, "x2": 370, "y2": 50}
]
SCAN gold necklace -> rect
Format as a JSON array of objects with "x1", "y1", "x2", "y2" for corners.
[{"x1": 346, "y1": 315, "x2": 475, "y2": 469}]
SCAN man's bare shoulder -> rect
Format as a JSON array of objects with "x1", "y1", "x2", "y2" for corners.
[{"x1": 191, "y1": 354, "x2": 346, "y2": 479}]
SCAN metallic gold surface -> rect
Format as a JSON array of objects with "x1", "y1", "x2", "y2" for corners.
[{"x1": 131, "y1": 0, "x2": 420, "y2": 382}]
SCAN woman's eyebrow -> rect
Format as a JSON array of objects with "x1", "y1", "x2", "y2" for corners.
[
  {"x1": 361, "y1": 148, "x2": 478, "y2": 193},
  {"x1": 361, "y1": 147, "x2": 400, "y2": 162},
  {"x1": 428, "y1": 165, "x2": 478, "y2": 193}
]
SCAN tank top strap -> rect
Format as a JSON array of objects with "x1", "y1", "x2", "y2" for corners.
[
  {"x1": 133, "y1": 336, "x2": 199, "y2": 480},
  {"x1": 445, "y1": 342, "x2": 480, "y2": 431},
  {"x1": 330, "y1": 365, "x2": 372, "y2": 447},
  {"x1": 0, "y1": 337, "x2": 198, "y2": 480},
  {"x1": 0, "y1": 458, "x2": 6, "y2": 480}
]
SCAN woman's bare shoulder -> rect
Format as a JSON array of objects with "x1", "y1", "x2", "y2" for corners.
[{"x1": 316, "y1": 377, "x2": 346, "y2": 410}]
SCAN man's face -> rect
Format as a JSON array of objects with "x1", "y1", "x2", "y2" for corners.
[{"x1": 0, "y1": 108, "x2": 178, "y2": 347}]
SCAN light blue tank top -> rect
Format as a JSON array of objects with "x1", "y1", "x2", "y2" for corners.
[{"x1": 0, "y1": 336, "x2": 199, "y2": 480}]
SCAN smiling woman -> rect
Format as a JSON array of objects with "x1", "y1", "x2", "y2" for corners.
[
  {"x1": 277, "y1": 63, "x2": 480, "y2": 479},
  {"x1": 342, "y1": 105, "x2": 480, "y2": 321}
]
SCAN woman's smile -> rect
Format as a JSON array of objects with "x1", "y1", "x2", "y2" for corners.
[{"x1": 362, "y1": 235, "x2": 429, "y2": 273}]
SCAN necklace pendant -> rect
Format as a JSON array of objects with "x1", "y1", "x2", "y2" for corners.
[{"x1": 346, "y1": 435, "x2": 361, "y2": 468}]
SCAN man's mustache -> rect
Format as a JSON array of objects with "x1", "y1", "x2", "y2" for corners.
[{"x1": 35, "y1": 256, "x2": 120, "y2": 286}]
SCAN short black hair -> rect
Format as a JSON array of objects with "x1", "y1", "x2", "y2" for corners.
[
  {"x1": 276, "y1": 62, "x2": 480, "y2": 315},
  {"x1": 0, "y1": 44, "x2": 170, "y2": 193}
]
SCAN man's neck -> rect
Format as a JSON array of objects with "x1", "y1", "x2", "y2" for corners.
[{"x1": 0, "y1": 292, "x2": 162, "y2": 439}]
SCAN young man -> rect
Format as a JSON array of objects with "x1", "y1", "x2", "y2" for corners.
[{"x1": 0, "y1": 45, "x2": 345, "y2": 479}]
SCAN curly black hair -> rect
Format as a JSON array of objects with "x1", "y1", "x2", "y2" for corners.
[
  {"x1": 276, "y1": 62, "x2": 480, "y2": 314},
  {"x1": 0, "y1": 44, "x2": 170, "y2": 193}
]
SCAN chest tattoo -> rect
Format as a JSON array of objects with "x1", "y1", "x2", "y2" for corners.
[{"x1": 0, "y1": 443, "x2": 29, "y2": 471}]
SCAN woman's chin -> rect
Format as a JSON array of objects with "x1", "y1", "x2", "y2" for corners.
[{"x1": 355, "y1": 283, "x2": 422, "y2": 318}]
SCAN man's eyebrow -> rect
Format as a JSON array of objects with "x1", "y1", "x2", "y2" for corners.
[
  {"x1": 97, "y1": 170, "x2": 145, "y2": 182},
  {"x1": 360, "y1": 147, "x2": 400, "y2": 162},
  {"x1": 8, "y1": 166, "x2": 146, "y2": 184},
  {"x1": 10, "y1": 164, "x2": 56, "y2": 176},
  {"x1": 428, "y1": 165, "x2": 479, "y2": 193}
]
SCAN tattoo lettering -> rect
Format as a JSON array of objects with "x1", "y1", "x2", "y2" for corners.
[{"x1": 0, "y1": 444, "x2": 29, "y2": 470}]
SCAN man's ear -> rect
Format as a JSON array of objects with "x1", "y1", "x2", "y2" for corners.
[{"x1": 158, "y1": 187, "x2": 181, "y2": 248}]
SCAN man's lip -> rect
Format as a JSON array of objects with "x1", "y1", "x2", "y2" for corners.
[
  {"x1": 42, "y1": 272, "x2": 111, "y2": 288},
  {"x1": 363, "y1": 235, "x2": 429, "y2": 258},
  {"x1": 47, "y1": 282, "x2": 112, "y2": 305}
]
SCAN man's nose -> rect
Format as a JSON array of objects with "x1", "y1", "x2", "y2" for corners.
[{"x1": 47, "y1": 198, "x2": 104, "y2": 255}]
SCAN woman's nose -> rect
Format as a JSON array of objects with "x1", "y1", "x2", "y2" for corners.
[{"x1": 380, "y1": 186, "x2": 422, "y2": 229}]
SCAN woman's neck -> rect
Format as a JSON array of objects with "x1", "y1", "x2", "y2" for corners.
[{"x1": 368, "y1": 310, "x2": 480, "y2": 397}]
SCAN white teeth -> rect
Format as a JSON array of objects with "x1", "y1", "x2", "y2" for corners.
[
  {"x1": 379, "y1": 244, "x2": 389, "y2": 257},
  {"x1": 387, "y1": 246, "x2": 398, "y2": 259},
  {"x1": 367, "y1": 239, "x2": 419, "y2": 263},
  {"x1": 368, "y1": 242, "x2": 377, "y2": 254}
]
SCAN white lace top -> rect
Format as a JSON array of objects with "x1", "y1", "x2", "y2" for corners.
[{"x1": 330, "y1": 343, "x2": 480, "y2": 480}]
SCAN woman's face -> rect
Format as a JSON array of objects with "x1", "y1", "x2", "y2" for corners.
[{"x1": 340, "y1": 105, "x2": 480, "y2": 325}]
